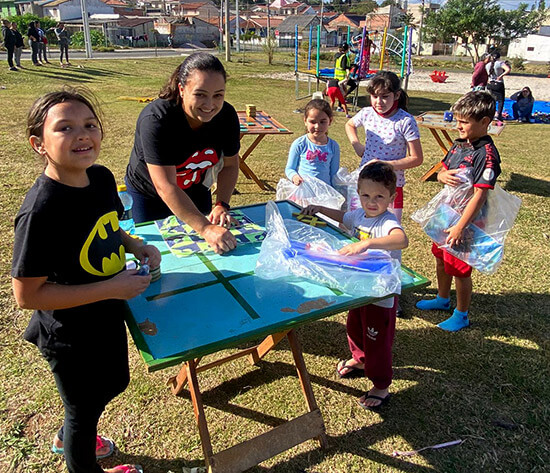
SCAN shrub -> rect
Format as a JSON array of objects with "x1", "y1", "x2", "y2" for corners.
[
  {"x1": 510, "y1": 56, "x2": 525, "y2": 71},
  {"x1": 71, "y1": 30, "x2": 109, "y2": 48}
]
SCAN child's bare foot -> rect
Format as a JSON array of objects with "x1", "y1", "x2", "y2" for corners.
[
  {"x1": 358, "y1": 387, "x2": 391, "y2": 410},
  {"x1": 336, "y1": 359, "x2": 364, "y2": 378}
]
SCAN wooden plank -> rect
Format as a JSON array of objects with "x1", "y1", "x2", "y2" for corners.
[
  {"x1": 249, "y1": 331, "x2": 289, "y2": 365},
  {"x1": 208, "y1": 410, "x2": 326, "y2": 473}
]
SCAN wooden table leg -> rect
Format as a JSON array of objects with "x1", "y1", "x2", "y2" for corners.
[
  {"x1": 429, "y1": 128, "x2": 450, "y2": 155},
  {"x1": 239, "y1": 135, "x2": 267, "y2": 190},
  {"x1": 185, "y1": 359, "x2": 216, "y2": 470},
  {"x1": 441, "y1": 129, "x2": 454, "y2": 148},
  {"x1": 248, "y1": 331, "x2": 289, "y2": 365},
  {"x1": 287, "y1": 330, "x2": 329, "y2": 449}
]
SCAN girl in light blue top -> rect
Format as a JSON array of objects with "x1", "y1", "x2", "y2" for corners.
[{"x1": 285, "y1": 99, "x2": 340, "y2": 186}]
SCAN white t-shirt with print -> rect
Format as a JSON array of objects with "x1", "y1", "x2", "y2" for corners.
[
  {"x1": 343, "y1": 209, "x2": 403, "y2": 308},
  {"x1": 352, "y1": 107, "x2": 420, "y2": 187}
]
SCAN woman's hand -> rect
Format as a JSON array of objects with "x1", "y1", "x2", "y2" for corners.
[
  {"x1": 133, "y1": 244, "x2": 162, "y2": 270},
  {"x1": 437, "y1": 168, "x2": 462, "y2": 187},
  {"x1": 201, "y1": 224, "x2": 237, "y2": 254},
  {"x1": 208, "y1": 205, "x2": 233, "y2": 228}
]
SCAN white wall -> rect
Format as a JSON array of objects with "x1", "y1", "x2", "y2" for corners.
[
  {"x1": 44, "y1": 0, "x2": 114, "y2": 21},
  {"x1": 508, "y1": 34, "x2": 550, "y2": 62}
]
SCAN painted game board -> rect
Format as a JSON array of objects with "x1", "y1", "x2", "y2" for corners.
[
  {"x1": 125, "y1": 201, "x2": 430, "y2": 372},
  {"x1": 156, "y1": 210, "x2": 265, "y2": 257},
  {"x1": 237, "y1": 111, "x2": 291, "y2": 135}
]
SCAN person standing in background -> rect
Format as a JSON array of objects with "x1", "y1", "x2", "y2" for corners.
[
  {"x1": 11, "y1": 22, "x2": 24, "y2": 68},
  {"x1": 36, "y1": 21, "x2": 50, "y2": 64},
  {"x1": 54, "y1": 22, "x2": 71, "y2": 67},
  {"x1": 486, "y1": 52, "x2": 511, "y2": 122},
  {"x1": 2, "y1": 19, "x2": 17, "y2": 71},
  {"x1": 27, "y1": 21, "x2": 40, "y2": 66},
  {"x1": 471, "y1": 53, "x2": 490, "y2": 91}
]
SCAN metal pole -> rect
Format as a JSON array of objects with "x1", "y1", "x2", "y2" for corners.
[
  {"x1": 316, "y1": 24, "x2": 320, "y2": 77},
  {"x1": 236, "y1": 0, "x2": 240, "y2": 52},
  {"x1": 295, "y1": 24, "x2": 298, "y2": 72},
  {"x1": 80, "y1": 0, "x2": 92, "y2": 58},
  {"x1": 417, "y1": 0, "x2": 425, "y2": 56},
  {"x1": 308, "y1": 25, "x2": 312, "y2": 70},
  {"x1": 225, "y1": 0, "x2": 230, "y2": 61},
  {"x1": 400, "y1": 25, "x2": 408, "y2": 78},
  {"x1": 219, "y1": 1, "x2": 223, "y2": 50}
]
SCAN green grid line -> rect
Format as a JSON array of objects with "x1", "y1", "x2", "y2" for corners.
[{"x1": 197, "y1": 254, "x2": 261, "y2": 320}]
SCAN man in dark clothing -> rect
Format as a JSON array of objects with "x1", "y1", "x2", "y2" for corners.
[{"x1": 2, "y1": 19, "x2": 17, "y2": 71}]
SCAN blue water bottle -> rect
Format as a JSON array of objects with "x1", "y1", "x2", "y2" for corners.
[{"x1": 117, "y1": 184, "x2": 135, "y2": 235}]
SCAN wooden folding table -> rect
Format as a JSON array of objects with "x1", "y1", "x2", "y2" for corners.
[
  {"x1": 416, "y1": 112, "x2": 505, "y2": 181},
  {"x1": 237, "y1": 111, "x2": 292, "y2": 191},
  {"x1": 125, "y1": 201, "x2": 430, "y2": 473}
]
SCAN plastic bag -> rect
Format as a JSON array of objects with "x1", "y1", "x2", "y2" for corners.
[
  {"x1": 276, "y1": 175, "x2": 345, "y2": 210},
  {"x1": 411, "y1": 168, "x2": 521, "y2": 274},
  {"x1": 256, "y1": 201, "x2": 401, "y2": 297},
  {"x1": 333, "y1": 167, "x2": 361, "y2": 212}
]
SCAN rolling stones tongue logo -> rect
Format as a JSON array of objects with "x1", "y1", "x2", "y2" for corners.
[{"x1": 176, "y1": 148, "x2": 219, "y2": 189}]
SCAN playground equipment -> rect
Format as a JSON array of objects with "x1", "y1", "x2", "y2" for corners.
[
  {"x1": 294, "y1": 25, "x2": 414, "y2": 101},
  {"x1": 430, "y1": 70, "x2": 449, "y2": 83}
]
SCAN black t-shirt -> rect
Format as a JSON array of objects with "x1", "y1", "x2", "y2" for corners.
[
  {"x1": 442, "y1": 135, "x2": 501, "y2": 189},
  {"x1": 11, "y1": 165, "x2": 127, "y2": 353},
  {"x1": 126, "y1": 98, "x2": 241, "y2": 199}
]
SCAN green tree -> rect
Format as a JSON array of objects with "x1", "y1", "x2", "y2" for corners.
[
  {"x1": 423, "y1": 0, "x2": 545, "y2": 64},
  {"x1": 380, "y1": 0, "x2": 398, "y2": 6},
  {"x1": 348, "y1": 0, "x2": 378, "y2": 15},
  {"x1": 423, "y1": 0, "x2": 502, "y2": 63},
  {"x1": 494, "y1": 3, "x2": 546, "y2": 47},
  {"x1": 7, "y1": 14, "x2": 57, "y2": 43}
]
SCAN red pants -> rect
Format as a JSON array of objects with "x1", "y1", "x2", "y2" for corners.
[
  {"x1": 346, "y1": 299, "x2": 396, "y2": 390},
  {"x1": 327, "y1": 86, "x2": 345, "y2": 106}
]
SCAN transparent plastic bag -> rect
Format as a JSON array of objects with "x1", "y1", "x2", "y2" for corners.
[
  {"x1": 411, "y1": 168, "x2": 521, "y2": 274},
  {"x1": 276, "y1": 175, "x2": 345, "y2": 210},
  {"x1": 256, "y1": 201, "x2": 401, "y2": 297},
  {"x1": 333, "y1": 167, "x2": 361, "y2": 212}
]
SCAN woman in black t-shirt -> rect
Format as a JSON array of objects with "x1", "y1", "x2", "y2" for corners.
[{"x1": 126, "y1": 52, "x2": 240, "y2": 254}]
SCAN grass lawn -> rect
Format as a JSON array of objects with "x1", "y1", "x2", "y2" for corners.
[{"x1": 0, "y1": 52, "x2": 549, "y2": 473}]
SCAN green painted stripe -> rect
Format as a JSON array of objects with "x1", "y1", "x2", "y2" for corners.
[
  {"x1": 198, "y1": 254, "x2": 261, "y2": 320},
  {"x1": 145, "y1": 277, "x2": 222, "y2": 301}
]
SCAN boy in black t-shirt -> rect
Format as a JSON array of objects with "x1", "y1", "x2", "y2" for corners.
[{"x1": 416, "y1": 91, "x2": 501, "y2": 332}]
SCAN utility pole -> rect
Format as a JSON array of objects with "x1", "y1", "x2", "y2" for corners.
[
  {"x1": 80, "y1": 0, "x2": 92, "y2": 58},
  {"x1": 236, "y1": 0, "x2": 240, "y2": 52},
  {"x1": 417, "y1": 0, "x2": 425, "y2": 56},
  {"x1": 225, "y1": 0, "x2": 231, "y2": 60}
]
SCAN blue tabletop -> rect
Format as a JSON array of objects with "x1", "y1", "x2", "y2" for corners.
[{"x1": 125, "y1": 201, "x2": 429, "y2": 371}]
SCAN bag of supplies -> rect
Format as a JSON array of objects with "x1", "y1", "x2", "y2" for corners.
[
  {"x1": 411, "y1": 168, "x2": 521, "y2": 274},
  {"x1": 333, "y1": 167, "x2": 361, "y2": 212},
  {"x1": 256, "y1": 201, "x2": 401, "y2": 297},
  {"x1": 276, "y1": 175, "x2": 345, "y2": 211}
]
